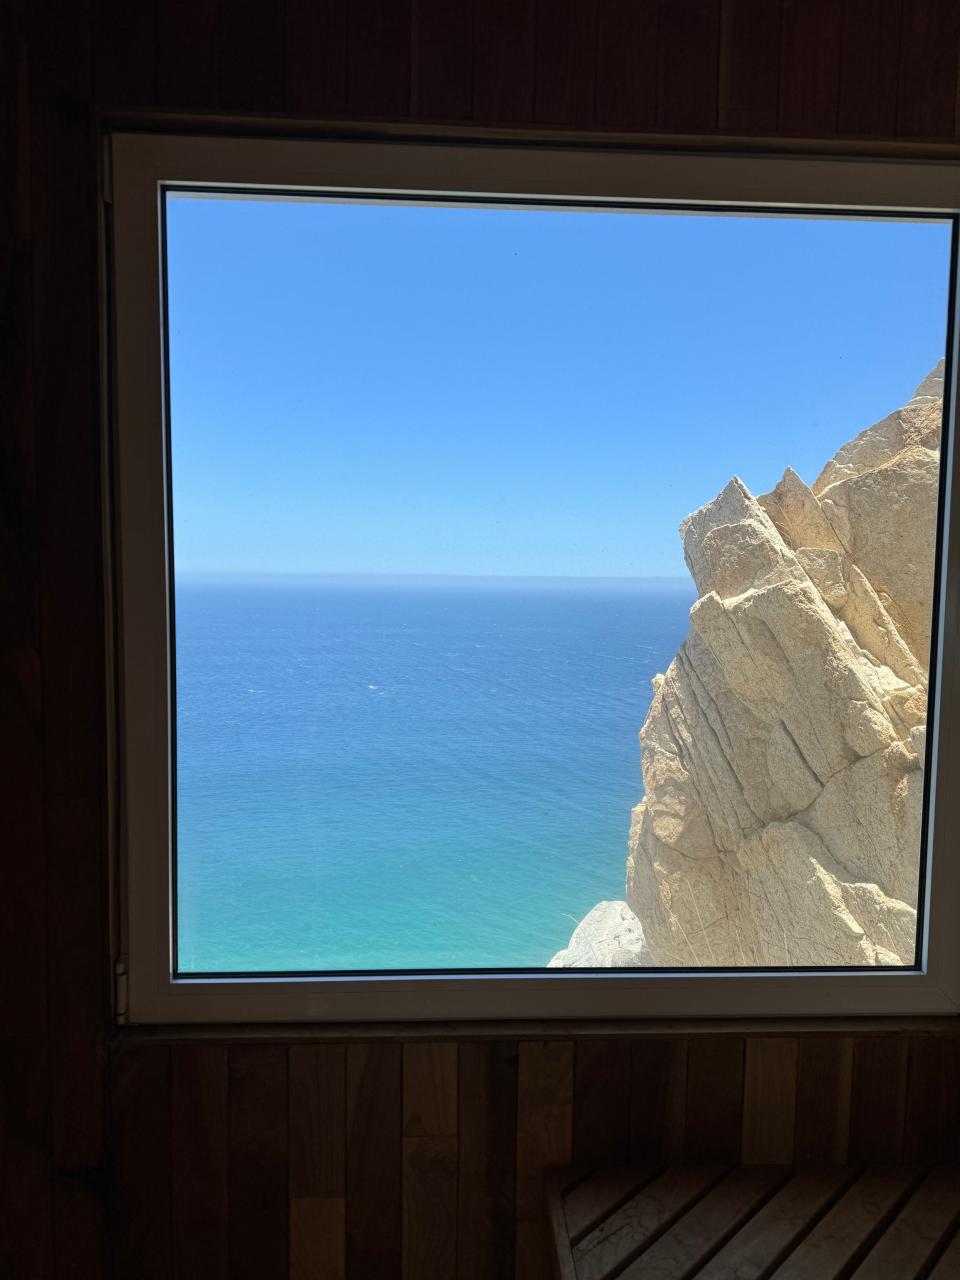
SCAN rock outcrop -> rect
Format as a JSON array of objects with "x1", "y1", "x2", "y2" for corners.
[
  {"x1": 547, "y1": 901, "x2": 650, "y2": 968},
  {"x1": 552, "y1": 364, "x2": 942, "y2": 968}
]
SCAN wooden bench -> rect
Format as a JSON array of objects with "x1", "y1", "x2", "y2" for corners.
[{"x1": 547, "y1": 1163, "x2": 960, "y2": 1279}]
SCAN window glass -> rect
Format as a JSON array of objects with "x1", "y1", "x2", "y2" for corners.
[{"x1": 165, "y1": 195, "x2": 950, "y2": 974}]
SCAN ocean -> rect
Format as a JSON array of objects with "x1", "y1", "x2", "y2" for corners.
[{"x1": 174, "y1": 578, "x2": 694, "y2": 972}]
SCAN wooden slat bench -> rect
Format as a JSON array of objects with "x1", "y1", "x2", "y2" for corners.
[{"x1": 547, "y1": 1164, "x2": 960, "y2": 1279}]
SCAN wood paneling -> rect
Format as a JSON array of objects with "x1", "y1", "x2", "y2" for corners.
[
  {"x1": 29, "y1": 1, "x2": 108, "y2": 1274},
  {"x1": 684, "y1": 1037, "x2": 745, "y2": 1163},
  {"x1": 11, "y1": 4, "x2": 960, "y2": 1280},
  {"x1": 1, "y1": 18, "x2": 48, "y2": 1257},
  {"x1": 346, "y1": 1043, "x2": 403, "y2": 1278},
  {"x1": 903, "y1": 1035, "x2": 960, "y2": 1162},
  {"x1": 719, "y1": 0, "x2": 781, "y2": 134},
  {"x1": 741, "y1": 1038, "x2": 798, "y2": 1164},
  {"x1": 403, "y1": 1136, "x2": 458, "y2": 1279},
  {"x1": 94, "y1": 0, "x2": 157, "y2": 107},
  {"x1": 473, "y1": 0, "x2": 537, "y2": 125},
  {"x1": 111, "y1": 1047, "x2": 173, "y2": 1280},
  {"x1": 102, "y1": 1036, "x2": 960, "y2": 1278},
  {"x1": 897, "y1": 0, "x2": 960, "y2": 138},
  {"x1": 573, "y1": 1040, "x2": 632, "y2": 1166},
  {"x1": 848, "y1": 1037, "x2": 909, "y2": 1164},
  {"x1": 412, "y1": 0, "x2": 473, "y2": 120},
  {"x1": 534, "y1": 0, "x2": 598, "y2": 126},
  {"x1": 594, "y1": 0, "x2": 658, "y2": 129},
  {"x1": 289, "y1": 1045, "x2": 346, "y2": 1278},
  {"x1": 229, "y1": 1048, "x2": 289, "y2": 1280},
  {"x1": 289, "y1": 1044, "x2": 346, "y2": 1197},
  {"x1": 837, "y1": 0, "x2": 903, "y2": 137},
  {"x1": 778, "y1": 0, "x2": 842, "y2": 135},
  {"x1": 347, "y1": 0, "x2": 412, "y2": 118},
  {"x1": 219, "y1": 0, "x2": 285, "y2": 113},
  {"x1": 172, "y1": 1046, "x2": 229, "y2": 1280},
  {"x1": 630, "y1": 1038, "x2": 687, "y2": 1163},
  {"x1": 458, "y1": 1041, "x2": 519, "y2": 1279},
  {"x1": 794, "y1": 1037, "x2": 853, "y2": 1163},
  {"x1": 403, "y1": 1041, "x2": 458, "y2": 1278},
  {"x1": 285, "y1": 0, "x2": 348, "y2": 118},
  {"x1": 657, "y1": 0, "x2": 721, "y2": 132},
  {"x1": 516, "y1": 1041, "x2": 574, "y2": 1276},
  {"x1": 157, "y1": 0, "x2": 219, "y2": 110}
]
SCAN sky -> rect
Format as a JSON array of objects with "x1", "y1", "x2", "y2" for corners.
[{"x1": 166, "y1": 195, "x2": 952, "y2": 578}]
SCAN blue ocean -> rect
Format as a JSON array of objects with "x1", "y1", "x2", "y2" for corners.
[{"x1": 175, "y1": 578, "x2": 693, "y2": 972}]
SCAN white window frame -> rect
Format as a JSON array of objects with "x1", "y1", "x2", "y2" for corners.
[{"x1": 109, "y1": 131, "x2": 960, "y2": 1024}]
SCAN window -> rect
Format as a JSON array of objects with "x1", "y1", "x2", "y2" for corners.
[{"x1": 109, "y1": 135, "x2": 960, "y2": 1021}]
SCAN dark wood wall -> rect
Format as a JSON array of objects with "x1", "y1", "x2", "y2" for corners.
[
  {"x1": 110, "y1": 1031, "x2": 960, "y2": 1280},
  {"x1": 5, "y1": 2, "x2": 960, "y2": 1278}
]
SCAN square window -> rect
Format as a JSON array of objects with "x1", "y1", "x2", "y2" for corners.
[{"x1": 109, "y1": 135, "x2": 960, "y2": 1021}]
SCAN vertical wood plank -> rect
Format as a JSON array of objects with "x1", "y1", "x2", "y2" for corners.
[
  {"x1": 684, "y1": 1036, "x2": 745, "y2": 1162},
  {"x1": 838, "y1": 0, "x2": 903, "y2": 137},
  {"x1": 458, "y1": 1041, "x2": 518, "y2": 1280},
  {"x1": 630, "y1": 1038, "x2": 687, "y2": 1163},
  {"x1": 473, "y1": 0, "x2": 536, "y2": 125},
  {"x1": 516, "y1": 1041, "x2": 574, "y2": 1219},
  {"x1": 290, "y1": 1045, "x2": 346, "y2": 1198},
  {"x1": 741, "y1": 1038, "x2": 798, "y2": 1163},
  {"x1": 228, "y1": 1047, "x2": 289, "y2": 1280},
  {"x1": 794, "y1": 1037, "x2": 853, "y2": 1163},
  {"x1": 516, "y1": 1220, "x2": 553, "y2": 1280},
  {"x1": 1, "y1": 23, "x2": 49, "y2": 1265},
  {"x1": 291, "y1": 1198, "x2": 345, "y2": 1280},
  {"x1": 93, "y1": 0, "x2": 157, "y2": 105},
  {"x1": 403, "y1": 1042, "x2": 458, "y2": 1137},
  {"x1": 897, "y1": 0, "x2": 960, "y2": 138},
  {"x1": 534, "y1": 0, "x2": 598, "y2": 125},
  {"x1": 285, "y1": 0, "x2": 348, "y2": 117},
  {"x1": 157, "y1": 0, "x2": 219, "y2": 109},
  {"x1": 347, "y1": 0, "x2": 412, "y2": 118},
  {"x1": 29, "y1": 2, "x2": 108, "y2": 1272},
  {"x1": 402, "y1": 1042, "x2": 458, "y2": 1280},
  {"x1": 111, "y1": 1047, "x2": 173, "y2": 1280},
  {"x1": 412, "y1": 0, "x2": 473, "y2": 120},
  {"x1": 718, "y1": 0, "x2": 781, "y2": 134},
  {"x1": 595, "y1": 0, "x2": 658, "y2": 128},
  {"x1": 289, "y1": 1045, "x2": 346, "y2": 1280},
  {"x1": 171, "y1": 1046, "x2": 229, "y2": 1280},
  {"x1": 903, "y1": 1036, "x2": 960, "y2": 1162},
  {"x1": 346, "y1": 1043, "x2": 403, "y2": 1280},
  {"x1": 778, "y1": 0, "x2": 841, "y2": 136},
  {"x1": 219, "y1": 0, "x2": 285, "y2": 112},
  {"x1": 572, "y1": 1040, "x2": 632, "y2": 1167},
  {"x1": 403, "y1": 1136, "x2": 457, "y2": 1280},
  {"x1": 657, "y1": 0, "x2": 721, "y2": 132},
  {"x1": 848, "y1": 1036, "x2": 909, "y2": 1163}
]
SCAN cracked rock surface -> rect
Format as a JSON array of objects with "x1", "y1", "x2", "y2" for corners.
[{"x1": 552, "y1": 364, "x2": 943, "y2": 968}]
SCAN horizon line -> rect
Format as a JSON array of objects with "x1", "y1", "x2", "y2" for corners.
[{"x1": 175, "y1": 569, "x2": 694, "y2": 586}]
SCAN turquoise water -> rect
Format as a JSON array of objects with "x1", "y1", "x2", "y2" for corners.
[{"x1": 175, "y1": 578, "x2": 693, "y2": 972}]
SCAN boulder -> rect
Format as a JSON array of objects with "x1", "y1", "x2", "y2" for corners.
[{"x1": 548, "y1": 901, "x2": 650, "y2": 967}]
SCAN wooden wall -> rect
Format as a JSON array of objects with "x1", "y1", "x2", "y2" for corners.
[
  {"x1": 111, "y1": 1031, "x2": 960, "y2": 1280},
  {"x1": 5, "y1": 2, "x2": 960, "y2": 1278}
]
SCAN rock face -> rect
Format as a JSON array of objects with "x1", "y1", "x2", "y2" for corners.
[
  {"x1": 548, "y1": 901, "x2": 650, "y2": 968},
  {"x1": 553, "y1": 365, "x2": 942, "y2": 969}
]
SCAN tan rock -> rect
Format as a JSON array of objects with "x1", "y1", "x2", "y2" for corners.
[
  {"x1": 818, "y1": 441, "x2": 939, "y2": 661},
  {"x1": 548, "y1": 901, "x2": 650, "y2": 967},
  {"x1": 555, "y1": 366, "x2": 942, "y2": 969},
  {"x1": 759, "y1": 467, "x2": 844, "y2": 556},
  {"x1": 795, "y1": 547, "x2": 847, "y2": 607}
]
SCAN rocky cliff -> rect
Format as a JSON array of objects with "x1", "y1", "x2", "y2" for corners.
[{"x1": 552, "y1": 363, "x2": 944, "y2": 968}]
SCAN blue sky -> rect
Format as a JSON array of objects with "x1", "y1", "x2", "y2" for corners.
[{"x1": 166, "y1": 196, "x2": 951, "y2": 578}]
